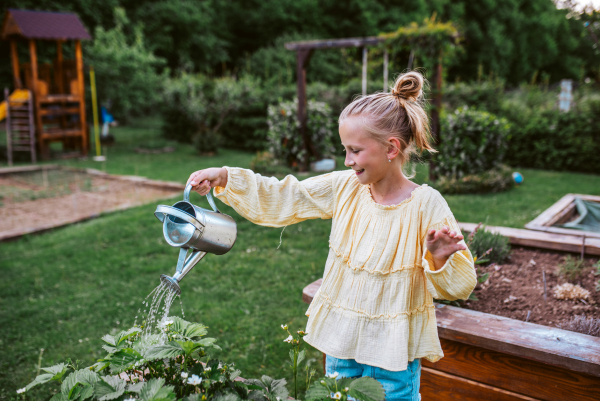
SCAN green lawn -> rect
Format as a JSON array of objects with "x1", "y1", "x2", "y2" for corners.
[{"x1": 2, "y1": 120, "x2": 600, "y2": 398}]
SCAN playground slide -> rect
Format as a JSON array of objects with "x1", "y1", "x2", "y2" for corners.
[{"x1": 0, "y1": 89, "x2": 30, "y2": 122}]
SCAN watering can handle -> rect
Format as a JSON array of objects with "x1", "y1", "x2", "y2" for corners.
[{"x1": 184, "y1": 183, "x2": 220, "y2": 213}]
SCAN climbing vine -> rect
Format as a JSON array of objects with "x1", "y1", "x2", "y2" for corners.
[{"x1": 379, "y1": 15, "x2": 462, "y2": 78}]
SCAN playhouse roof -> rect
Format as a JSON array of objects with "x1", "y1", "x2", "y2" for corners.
[{"x1": 1, "y1": 9, "x2": 91, "y2": 41}]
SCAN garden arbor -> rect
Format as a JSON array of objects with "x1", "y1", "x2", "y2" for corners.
[
  {"x1": 285, "y1": 18, "x2": 459, "y2": 175},
  {"x1": 2, "y1": 9, "x2": 91, "y2": 159}
]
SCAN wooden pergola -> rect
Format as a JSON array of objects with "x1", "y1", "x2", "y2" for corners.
[
  {"x1": 2, "y1": 9, "x2": 91, "y2": 159},
  {"x1": 285, "y1": 37, "x2": 443, "y2": 173}
]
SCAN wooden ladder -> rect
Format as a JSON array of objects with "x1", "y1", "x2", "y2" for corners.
[{"x1": 5, "y1": 88, "x2": 36, "y2": 165}]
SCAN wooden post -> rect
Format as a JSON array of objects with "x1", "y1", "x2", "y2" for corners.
[
  {"x1": 10, "y1": 40, "x2": 22, "y2": 89},
  {"x1": 5, "y1": 88, "x2": 13, "y2": 166},
  {"x1": 429, "y1": 58, "x2": 443, "y2": 181},
  {"x1": 362, "y1": 47, "x2": 368, "y2": 95},
  {"x1": 75, "y1": 40, "x2": 88, "y2": 156},
  {"x1": 296, "y1": 48, "x2": 316, "y2": 171},
  {"x1": 383, "y1": 49, "x2": 389, "y2": 91},
  {"x1": 29, "y1": 40, "x2": 38, "y2": 92},
  {"x1": 29, "y1": 39, "x2": 46, "y2": 158},
  {"x1": 56, "y1": 40, "x2": 64, "y2": 94}
]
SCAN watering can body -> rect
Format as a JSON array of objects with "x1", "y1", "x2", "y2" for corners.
[{"x1": 154, "y1": 184, "x2": 237, "y2": 294}]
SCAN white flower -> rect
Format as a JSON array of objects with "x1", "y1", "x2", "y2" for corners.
[
  {"x1": 320, "y1": 380, "x2": 326, "y2": 385},
  {"x1": 16, "y1": 388, "x2": 26, "y2": 394},
  {"x1": 332, "y1": 392, "x2": 342, "y2": 399},
  {"x1": 283, "y1": 335, "x2": 293, "y2": 343},
  {"x1": 205, "y1": 367, "x2": 211, "y2": 372},
  {"x1": 187, "y1": 374, "x2": 202, "y2": 385},
  {"x1": 281, "y1": 324, "x2": 288, "y2": 330},
  {"x1": 326, "y1": 371, "x2": 339, "y2": 379},
  {"x1": 124, "y1": 398, "x2": 137, "y2": 401},
  {"x1": 344, "y1": 387, "x2": 349, "y2": 392},
  {"x1": 181, "y1": 372, "x2": 189, "y2": 379}
]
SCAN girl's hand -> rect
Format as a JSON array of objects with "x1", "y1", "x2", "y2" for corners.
[
  {"x1": 425, "y1": 226, "x2": 467, "y2": 270},
  {"x1": 187, "y1": 168, "x2": 228, "y2": 196}
]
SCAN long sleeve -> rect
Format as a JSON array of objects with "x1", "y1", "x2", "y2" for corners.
[
  {"x1": 213, "y1": 167, "x2": 334, "y2": 227},
  {"x1": 421, "y1": 209, "x2": 477, "y2": 302}
]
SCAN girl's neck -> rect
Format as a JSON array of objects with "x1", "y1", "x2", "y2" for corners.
[{"x1": 369, "y1": 168, "x2": 419, "y2": 206}]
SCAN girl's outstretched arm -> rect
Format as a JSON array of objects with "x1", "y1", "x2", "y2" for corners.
[{"x1": 187, "y1": 167, "x2": 335, "y2": 227}]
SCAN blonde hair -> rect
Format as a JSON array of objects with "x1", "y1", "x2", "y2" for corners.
[{"x1": 339, "y1": 71, "x2": 436, "y2": 164}]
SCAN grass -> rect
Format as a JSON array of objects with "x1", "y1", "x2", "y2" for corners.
[{"x1": 2, "y1": 119, "x2": 600, "y2": 398}]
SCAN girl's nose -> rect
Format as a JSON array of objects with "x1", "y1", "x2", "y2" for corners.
[{"x1": 344, "y1": 155, "x2": 354, "y2": 167}]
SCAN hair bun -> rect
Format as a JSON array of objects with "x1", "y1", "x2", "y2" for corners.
[{"x1": 391, "y1": 72, "x2": 423, "y2": 102}]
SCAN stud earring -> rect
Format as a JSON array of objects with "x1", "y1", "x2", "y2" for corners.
[{"x1": 388, "y1": 159, "x2": 391, "y2": 163}]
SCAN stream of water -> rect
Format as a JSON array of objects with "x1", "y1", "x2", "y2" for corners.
[{"x1": 134, "y1": 281, "x2": 183, "y2": 352}]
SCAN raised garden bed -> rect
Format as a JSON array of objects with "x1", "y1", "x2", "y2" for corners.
[{"x1": 301, "y1": 247, "x2": 600, "y2": 400}]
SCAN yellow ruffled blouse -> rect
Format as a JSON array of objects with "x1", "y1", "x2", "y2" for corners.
[{"x1": 215, "y1": 167, "x2": 477, "y2": 371}]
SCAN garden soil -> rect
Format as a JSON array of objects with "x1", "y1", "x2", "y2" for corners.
[
  {"x1": 463, "y1": 247, "x2": 600, "y2": 332},
  {"x1": 0, "y1": 170, "x2": 181, "y2": 240}
]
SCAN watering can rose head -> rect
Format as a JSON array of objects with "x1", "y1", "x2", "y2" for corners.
[{"x1": 154, "y1": 184, "x2": 237, "y2": 295}]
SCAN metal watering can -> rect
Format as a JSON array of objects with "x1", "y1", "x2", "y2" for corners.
[{"x1": 154, "y1": 184, "x2": 237, "y2": 295}]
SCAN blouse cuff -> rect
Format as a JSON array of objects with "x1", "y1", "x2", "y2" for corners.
[{"x1": 422, "y1": 248, "x2": 460, "y2": 275}]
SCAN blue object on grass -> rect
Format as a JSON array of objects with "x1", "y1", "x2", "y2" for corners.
[
  {"x1": 101, "y1": 106, "x2": 114, "y2": 124},
  {"x1": 512, "y1": 172, "x2": 524, "y2": 185}
]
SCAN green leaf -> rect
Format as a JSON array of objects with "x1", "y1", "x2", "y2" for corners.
[
  {"x1": 127, "y1": 382, "x2": 145, "y2": 393},
  {"x1": 114, "y1": 327, "x2": 142, "y2": 347},
  {"x1": 93, "y1": 376, "x2": 126, "y2": 401},
  {"x1": 143, "y1": 341, "x2": 184, "y2": 360},
  {"x1": 49, "y1": 394, "x2": 67, "y2": 401},
  {"x1": 230, "y1": 369, "x2": 242, "y2": 381},
  {"x1": 25, "y1": 363, "x2": 69, "y2": 391},
  {"x1": 175, "y1": 340, "x2": 203, "y2": 357},
  {"x1": 198, "y1": 337, "x2": 219, "y2": 349},
  {"x1": 289, "y1": 349, "x2": 295, "y2": 364},
  {"x1": 304, "y1": 384, "x2": 329, "y2": 401},
  {"x1": 171, "y1": 316, "x2": 208, "y2": 340},
  {"x1": 348, "y1": 377, "x2": 385, "y2": 401},
  {"x1": 183, "y1": 395, "x2": 201, "y2": 401},
  {"x1": 78, "y1": 385, "x2": 94, "y2": 401},
  {"x1": 259, "y1": 375, "x2": 288, "y2": 400},
  {"x1": 61, "y1": 369, "x2": 99, "y2": 397},
  {"x1": 297, "y1": 349, "x2": 305, "y2": 366},
  {"x1": 91, "y1": 361, "x2": 110, "y2": 373},
  {"x1": 139, "y1": 378, "x2": 176, "y2": 401},
  {"x1": 101, "y1": 334, "x2": 116, "y2": 346},
  {"x1": 213, "y1": 393, "x2": 241, "y2": 401},
  {"x1": 109, "y1": 348, "x2": 144, "y2": 373}
]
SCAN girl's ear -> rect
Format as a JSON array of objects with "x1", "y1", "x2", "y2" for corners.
[{"x1": 387, "y1": 137, "x2": 401, "y2": 160}]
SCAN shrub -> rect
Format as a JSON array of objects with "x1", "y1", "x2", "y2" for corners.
[
  {"x1": 85, "y1": 7, "x2": 167, "y2": 121},
  {"x1": 443, "y1": 79, "x2": 505, "y2": 114},
  {"x1": 250, "y1": 151, "x2": 295, "y2": 176},
  {"x1": 466, "y1": 223, "x2": 511, "y2": 265},
  {"x1": 162, "y1": 73, "x2": 260, "y2": 153},
  {"x1": 556, "y1": 255, "x2": 585, "y2": 282},
  {"x1": 434, "y1": 107, "x2": 511, "y2": 179},
  {"x1": 434, "y1": 165, "x2": 514, "y2": 194},
  {"x1": 267, "y1": 98, "x2": 337, "y2": 168}
]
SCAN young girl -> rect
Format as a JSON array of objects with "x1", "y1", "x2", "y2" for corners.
[{"x1": 187, "y1": 71, "x2": 477, "y2": 400}]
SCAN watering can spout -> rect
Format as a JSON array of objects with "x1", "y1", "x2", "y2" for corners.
[{"x1": 160, "y1": 249, "x2": 207, "y2": 296}]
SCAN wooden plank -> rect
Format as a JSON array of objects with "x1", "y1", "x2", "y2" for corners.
[
  {"x1": 75, "y1": 40, "x2": 88, "y2": 155},
  {"x1": 423, "y1": 339, "x2": 600, "y2": 401},
  {"x1": 434, "y1": 304, "x2": 600, "y2": 377},
  {"x1": 301, "y1": 280, "x2": 600, "y2": 377},
  {"x1": 40, "y1": 129, "x2": 84, "y2": 139},
  {"x1": 39, "y1": 94, "x2": 81, "y2": 103},
  {"x1": 0, "y1": 164, "x2": 59, "y2": 175},
  {"x1": 10, "y1": 39, "x2": 22, "y2": 88},
  {"x1": 525, "y1": 194, "x2": 600, "y2": 239},
  {"x1": 458, "y1": 222, "x2": 600, "y2": 255},
  {"x1": 285, "y1": 36, "x2": 383, "y2": 51},
  {"x1": 39, "y1": 107, "x2": 80, "y2": 116},
  {"x1": 421, "y1": 367, "x2": 540, "y2": 401}
]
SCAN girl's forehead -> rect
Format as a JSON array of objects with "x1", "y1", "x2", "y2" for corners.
[{"x1": 339, "y1": 117, "x2": 370, "y2": 142}]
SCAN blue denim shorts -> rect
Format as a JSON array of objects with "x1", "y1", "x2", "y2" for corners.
[{"x1": 325, "y1": 355, "x2": 421, "y2": 401}]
